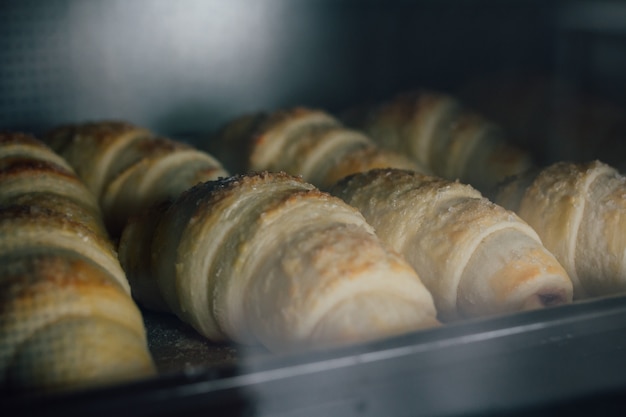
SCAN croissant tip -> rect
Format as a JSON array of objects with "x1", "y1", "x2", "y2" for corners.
[{"x1": 522, "y1": 291, "x2": 570, "y2": 311}]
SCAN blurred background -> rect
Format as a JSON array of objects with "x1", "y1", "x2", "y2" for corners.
[{"x1": 2, "y1": 0, "x2": 625, "y2": 170}]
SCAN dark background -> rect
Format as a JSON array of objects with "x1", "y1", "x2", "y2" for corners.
[
  {"x1": 2, "y1": 0, "x2": 622, "y2": 131},
  {"x1": 3, "y1": 0, "x2": 625, "y2": 168}
]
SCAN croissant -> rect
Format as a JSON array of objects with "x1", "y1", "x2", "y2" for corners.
[
  {"x1": 118, "y1": 171, "x2": 439, "y2": 352},
  {"x1": 207, "y1": 107, "x2": 426, "y2": 190},
  {"x1": 341, "y1": 91, "x2": 534, "y2": 194},
  {"x1": 0, "y1": 133, "x2": 155, "y2": 392},
  {"x1": 329, "y1": 168, "x2": 573, "y2": 321},
  {"x1": 44, "y1": 121, "x2": 228, "y2": 237},
  {"x1": 492, "y1": 160, "x2": 626, "y2": 299}
]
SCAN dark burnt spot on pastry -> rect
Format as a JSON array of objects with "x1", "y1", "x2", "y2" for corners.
[{"x1": 537, "y1": 292, "x2": 567, "y2": 308}]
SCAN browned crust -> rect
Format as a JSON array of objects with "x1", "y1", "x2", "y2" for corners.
[
  {"x1": 210, "y1": 108, "x2": 341, "y2": 176},
  {"x1": 177, "y1": 171, "x2": 310, "y2": 215},
  {"x1": 0, "y1": 132, "x2": 50, "y2": 148},
  {"x1": 0, "y1": 251, "x2": 125, "y2": 306},
  {"x1": 133, "y1": 136, "x2": 191, "y2": 155},
  {"x1": 44, "y1": 121, "x2": 148, "y2": 154},
  {"x1": 8, "y1": 192, "x2": 106, "y2": 233},
  {"x1": 488, "y1": 246, "x2": 572, "y2": 308},
  {"x1": 0, "y1": 157, "x2": 75, "y2": 179},
  {"x1": 0, "y1": 204, "x2": 116, "y2": 254},
  {"x1": 250, "y1": 107, "x2": 323, "y2": 141},
  {"x1": 331, "y1": 167, "x2": 446, "y2": 196},
  {"x1": 322, "y1": 145, "x2": 421, "y2": 189},
  {"x1": 337, "y1": 145, "x2": 418, "y2": 172},
  {"x1": 366, "y1": 90, "x2": 455, "y2": 125}
]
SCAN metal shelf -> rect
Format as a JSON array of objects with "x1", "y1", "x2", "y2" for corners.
[{"x1": 5, "y1": 295, "x2": 626, "y2": 416}]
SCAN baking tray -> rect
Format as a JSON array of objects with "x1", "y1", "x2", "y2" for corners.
[{"x1": 4, "y1": 294, "x2": 626, "y2": 417}]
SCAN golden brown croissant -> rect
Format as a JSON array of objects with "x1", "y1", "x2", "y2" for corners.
[
  {"x1": 341, "y1": 91, "x2": 534, "y2": 195},
  {"x1": 44, "y1": 121, "x2": 228, "y2": 237},
  {"x1": 207, "y1": 107, "x2": 427, "y2": 190},
  {"x1": 493, "y1": 160, "x2": 626, "y2": 299},
  {"x1": 0, "y1": 133, "x2": 155, "y2": 392},
  {"x1": 119, "y1": 171, "x2": 439, "y2": 352},
  {"x1": 329, "y1": 168, "x2": 573, "y2": 321}
]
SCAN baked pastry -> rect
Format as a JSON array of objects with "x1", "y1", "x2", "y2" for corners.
[
  {"x1": 0, "y1": 133, "x2": 155, "y2": 392},
  {"x1": 117, "y1": 200, "x2": 172, "y2": 312},
  {"x1": 119, "y1": 171, "x2": 439, "y2": 352},
  {"x1": 493, "y1": 160, "x2": 626, "y2": 299},
  {"x1": 341, "y1": 91, "x2": 534, "y2": 194},
  {"x1": 44, "y1": 121, "x2": 228, "y2": 237},
  {"x1": 44, "y1": 122, "x2": 153, "y2": 198},
  {"x1": 207, "y1": 107, "x2": 426, "y2": 190},
  {"x1": 330, "y1": 168, "x2": 573, "y2": 321}
]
